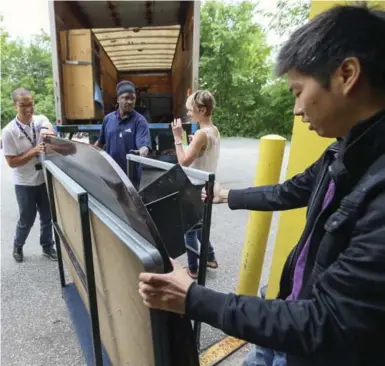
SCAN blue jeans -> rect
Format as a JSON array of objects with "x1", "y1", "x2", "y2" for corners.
[
  {"x1": 242, "y1": 345, "x2": 287, "y2": 366},
  {"x1": 185, "y1": 228, "x2": 215, "y2": 271},
  {"x1": 14, "y1": 184, "x2": 54, "y2": 249}
]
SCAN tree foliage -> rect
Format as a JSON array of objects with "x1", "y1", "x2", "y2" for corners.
[
  {"x1": 199, "y1": 0, "x2": 309, "y2": 138},
  {"x1": 199, "y1": 1, "x2": 271, "y2": 136},
  {"x1": 1, "y1": 28, "x2": 55, "y2": 128},
  {"x1": 270, "y1": 0, "x2": 311, "y2": 39}
]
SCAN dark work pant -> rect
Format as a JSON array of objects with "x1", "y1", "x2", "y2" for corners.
[
  {"x1": 132, "y1": 179, "x2": 140, "y2": 191},
  {"x1": 14, "y1": 183, "x2": 54, "y2": 249}
]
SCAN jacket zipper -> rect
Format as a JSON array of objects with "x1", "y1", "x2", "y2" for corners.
[
  {"x1": 307, "y1": 146, "x2": 338, "y2": 213},
  {"x1": 286, "y1": 151, "x2": 336, "y2": 292},
  {"x1": 298, "y1": 166, "x2": 337, "y2": 298}
]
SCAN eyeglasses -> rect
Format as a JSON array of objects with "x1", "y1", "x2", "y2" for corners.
[{"x1": 16, "y1": 103, "x2": 34, "y2": 109}]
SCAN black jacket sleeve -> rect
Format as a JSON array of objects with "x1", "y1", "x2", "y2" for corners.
[
  {"x1": 228, "y1": 157, "x2": 321, "y2": 212},
  {"x1": 185, "y1": 191, "x2": 385, "y2": 357}
]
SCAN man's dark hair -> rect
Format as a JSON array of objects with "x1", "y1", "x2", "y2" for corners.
[
  {"x1": 11, "y1": 88, "x2": 32, "y2": 103},
  {"x1": 275, "y1": 3, "x2": 385, "y2": 92}
]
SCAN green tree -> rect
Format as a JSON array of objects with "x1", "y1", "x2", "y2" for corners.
[
  {"x1": 199, "y1": 0, "x2": 310, "y2": 138},
  {"x1": 1, "y1": 27, "x2": 55, "y2": 128},
  {"x1": 259, "y1": 78, "x2": 294, "y2": 137},
  {"x1": 259, "y1": 0, "x2": 311, "y2": 138},
  {"x1": 199, "y1": 1, "x2": 272, "y2": 137},
  {"x1": 267, "y1": 0, "x2": 311, "y2": 48}
]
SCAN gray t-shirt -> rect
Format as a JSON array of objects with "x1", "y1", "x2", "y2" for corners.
[{"x1": 2, "y1": 115, "x2": 51, "y2": 186}]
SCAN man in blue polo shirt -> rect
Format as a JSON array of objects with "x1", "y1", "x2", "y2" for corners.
[{"x1": 95, "y1": 81, "x2": 151, "y2": 189}]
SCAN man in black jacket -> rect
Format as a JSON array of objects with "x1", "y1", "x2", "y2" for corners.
[{"x1": 138, "y1": 4, "x2": 385, "y2": 366}]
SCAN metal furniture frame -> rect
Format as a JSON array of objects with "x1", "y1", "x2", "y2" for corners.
[{"x1": 127, "y1": 154, "x2": 215, "y2": 350}]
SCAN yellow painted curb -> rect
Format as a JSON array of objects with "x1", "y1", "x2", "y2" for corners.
[{"x1": 199, "y1": 336, "x2": 247, "y2": 366}]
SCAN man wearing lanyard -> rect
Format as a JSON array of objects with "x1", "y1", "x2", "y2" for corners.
[
  {"x1": 2, "y1": 88, "x2": 57, "y2": 263},
  {"x1": 95, "y1": 81, "x2": 151, "y2": 190}
]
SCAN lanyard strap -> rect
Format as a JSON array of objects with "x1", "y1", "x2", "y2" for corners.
[{"x1": 16, "y1": 119, "x2": 37, "y2": 147}]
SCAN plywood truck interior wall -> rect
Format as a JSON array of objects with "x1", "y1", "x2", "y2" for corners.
[{"x1": 52, "y1": 1, "x2": 198, "y2": 125}]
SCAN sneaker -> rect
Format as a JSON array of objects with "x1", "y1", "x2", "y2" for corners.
[
  {"x1": 13, "y1": 247, "x2": 23, "y2": 263},
  {"x1": 184, "y1": 266, "x2": 198, "y2": 280},
  {"x1": 207, "y1": 255, "x2": 219, "y2": 269},
  {"x1": 42, "y1": 247, "x2": 58, "y2": 261},
  {"x1": 207, "y1": 260, "x2": 218, "y2": 269}
]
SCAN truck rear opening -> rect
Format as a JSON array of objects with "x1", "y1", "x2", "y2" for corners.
[{"x1": 50, "y1": 1, "x2": 200, "y2": 161}]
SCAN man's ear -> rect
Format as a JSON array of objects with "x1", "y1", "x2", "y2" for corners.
[{"x1": 338, "y1": 57, "x2": 361, "y2": 96}]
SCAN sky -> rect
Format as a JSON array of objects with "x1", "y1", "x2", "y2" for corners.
[
  {"x1": 1, "y1": 0, "x2": 51, "y2": 40},
  {"x1": 0, "y1": 0, "x2": 279, "y2": 44}
]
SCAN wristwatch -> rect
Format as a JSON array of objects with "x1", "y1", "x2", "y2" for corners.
[{"x1": 175, "y1": 140, "x2": 182, "y2": 145}]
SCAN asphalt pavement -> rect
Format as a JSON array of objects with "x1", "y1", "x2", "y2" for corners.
[{"x1": 1, "y1": 137, "x2": 290, "y2": 365}]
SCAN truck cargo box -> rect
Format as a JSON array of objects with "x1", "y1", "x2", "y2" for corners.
[{"x1": 50, "y1": 1, "x2": 200, "y2": 125}]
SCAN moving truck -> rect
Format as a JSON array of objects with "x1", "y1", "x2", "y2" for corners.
[{"x1": 48, "y1": 0, "x2": 200, "y2": 162}]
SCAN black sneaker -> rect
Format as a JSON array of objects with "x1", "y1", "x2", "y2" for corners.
[
  {"x1": 185, "y1": 267, "x2": 198, "y2": 280},
  {"x1": 13, "y1": 247, "x2": 23, "y2": 263},
  {"x1": 42, "y1": 247, "x2": 58, "y2": 261}
]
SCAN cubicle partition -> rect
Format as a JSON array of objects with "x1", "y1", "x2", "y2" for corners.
[{"x1": 42, "y1": 136, "x2": 200, "y2": 366}]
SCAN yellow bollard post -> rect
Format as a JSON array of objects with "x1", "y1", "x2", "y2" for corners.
[{"x1": 236, "y1": 134, "x2": 286, "y2": 296}]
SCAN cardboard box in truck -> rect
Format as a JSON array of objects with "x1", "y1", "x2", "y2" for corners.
[{"x1": 48, "y1": 1, "x2": 200, "y2": 161}]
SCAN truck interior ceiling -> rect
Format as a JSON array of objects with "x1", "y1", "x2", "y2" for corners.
[{"x1": 54, "y1": 1, "x2": 197, "y2": 129}]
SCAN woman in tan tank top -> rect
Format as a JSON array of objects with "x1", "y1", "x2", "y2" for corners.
[{"x1": 171, "y1": 90, "x2": 221, "y2": 279}]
